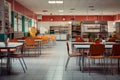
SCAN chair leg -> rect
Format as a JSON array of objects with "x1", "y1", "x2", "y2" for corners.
[
  {"x1": 21, "y1": 57, "x2": 27, "y2": 70},
  {"x1": 111, "y1": 58, "x2": 113, "y2": 75},
  {"x1": 88, "y1": 58, "x2": 90, "y2": 75},
  {"x1": 18, "y1": 58, "x2": 26, "y2": 73},
  {"x1": 103, "y1": 58, "x2": 105, "y2": 74},
  {"x1": 0, "y1": 59, "x2": 2, "y2": 75},
  {"x1": 79, "y1": 56, "x2": 81, "y2": 71},
  {"x1": 65, "y1": 57, "x2": 70, "y2": 70},
  {"x1": 118, "y1": 59, "x2": 119, "y2": 72}
]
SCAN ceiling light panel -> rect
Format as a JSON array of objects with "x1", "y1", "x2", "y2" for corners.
[
  {"x1": 56, "y1": 1, "x2": 63, "y2": 4},
  {"x1": 48, "y1": 1, "x2": 63, "y2": 4},
  {"x1": 48, "y1": 1, "x2": 56, "y2": 4}
]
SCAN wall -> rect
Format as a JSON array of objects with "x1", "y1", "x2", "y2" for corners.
[
  {"x1": 6, "y1": 0, "x2": 37, "y2": 20},
  {"x1": 38, "y1": 15, "x2": 115, "y2": 22}
]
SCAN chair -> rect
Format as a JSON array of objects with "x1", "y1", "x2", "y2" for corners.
[
  {"x1": 49, "y1": 35, "x2": 56, "y2": 46},
  {"x1": 75, "y1": 36, "x2": 85, "y2": 42},
  {"x1": 24, "y1": 37, "x2": 38, "y2": 56},
  {"x1": 109, "y1": 44, "x2": 120, "y2": 73},
  {"x1": 65, "y1": 42, "x2": 82, "y2": 70},
  {"x1": 10, "y1": 44, "x2": 27, "y2": 73},
  {"x1": 0, "y1": 52, "x2": 4, "y2": 74},
  {"x1": 0, "y1": 39, "x2": 18, "y2": 74},
  {"x1": 107, "y1": 38, "x2": 116, "y2": 42},
  {"x1": 41, "y1": 36, "x2": 49, "y2": 47},
  {"x1": 87, "y1": 44, "x2": 105, "y2": 73},
  {"x1": 0, "y1": 39, "x2": 27, "y2": 73}
]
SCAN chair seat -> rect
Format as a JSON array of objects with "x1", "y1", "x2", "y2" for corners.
[
  {"x1": 87, "y1": 56, "x2": 104, "y2": 59},
  {"x1": 109, "y1": 56, "x2": 120, "y2": 58},
  {"x1": 0, "y1": 48, "x2": 16, "y2": 52},
  {"x1": 10, "y1": 53, "x2": 23, "y2": 58},
  {"x1": 69, "y1": 53, "x2": 82, "y2": 57}
]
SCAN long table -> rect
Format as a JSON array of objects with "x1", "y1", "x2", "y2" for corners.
[
  {"x1": 74, "y1": 43, "x2": 114, "y2": 72},
  {"x1": 0, "y1": 42, "x2": 23, "y2": 74}
]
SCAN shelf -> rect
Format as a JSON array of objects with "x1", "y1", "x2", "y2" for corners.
[
  {"x1": 50, "y1": 26, "x2": 69, "y2": 34},
  {"x1": 72, "y1": 30, "x2": 81, "y2": 32},
  {"x1": 71, "y1": 20, "x2": 82, "y2": 40}
]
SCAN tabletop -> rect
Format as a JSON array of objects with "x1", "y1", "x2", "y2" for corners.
[
  {"x1": 74, "y1": 44, "x2": 113, "y2": 49},
  {"x1": 72, "y1": 42, "x2": 116, "y2": 45},
  {"x1": 0, "y1": 42, "x2": 23, "y2": 48}
]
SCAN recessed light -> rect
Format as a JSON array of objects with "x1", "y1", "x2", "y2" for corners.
[
  {"x1": 48, "y1": 1, "x2": 63, "y2": 4},
  {"x1": 56, "y1": 1, "x2": 63, "y2": 4}
]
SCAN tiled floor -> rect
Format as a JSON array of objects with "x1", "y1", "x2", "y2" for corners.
[{"x1": 0, "y1": 41, "x2": 120, "y2": 80}]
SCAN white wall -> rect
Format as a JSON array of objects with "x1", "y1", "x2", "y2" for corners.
[{"x1": 38, "y1": 21, "x2": 71, "y2": 34}]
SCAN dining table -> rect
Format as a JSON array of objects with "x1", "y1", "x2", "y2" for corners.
[
  {"x1": 0, "y1": 42, "x2": 23, "y2": 74},
  {"x1": 17, "y1": 39, "x2": 42, "y2": 55},
  {"x1": 73, "y1": 42, "x2": 115, "y2": 72}
]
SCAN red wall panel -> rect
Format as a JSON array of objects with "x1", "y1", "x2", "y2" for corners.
[
  {"x1": 40, "y1": 15, "x2": 115, "y2": 22},
  {"x1": 6, "y1": 0, "x2": 37, "y2": 20}
]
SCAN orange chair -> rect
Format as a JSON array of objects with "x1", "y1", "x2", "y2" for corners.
[
  {"x1": 35, "y1": 35, "x2": 42, "y2": 40},
  {"x1": 65, "y1": 42, "x2": 82, "y2": 70},
  {"x1": 49, "y1": 35, "x2": 56, "y2": 46},
  {"x1": 24, "y1": 37, "x2": 38, "y2": 56},
  {"x1": 75, "y1": 36, "x2": 85, "y2": 42},
  {"x1": 41, "y1": 35, "x2": 49, "y2": 47},
  {"x1": 107, "y1": 38, "x2": 116, "y2": 42},
  {"x1": 109, "y1": 44, "x2": 120, "y2": 73},
  {"x1": 87, "y1": 44, "x2": 105, "y2": 73}
]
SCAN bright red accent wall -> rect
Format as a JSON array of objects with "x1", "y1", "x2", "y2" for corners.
[
  {"x1": 6, "y1": 0, "x2": 37, "y2": 20},
  {"x1": 38, "y1": 15, "x2": 115, "y2": 22}
]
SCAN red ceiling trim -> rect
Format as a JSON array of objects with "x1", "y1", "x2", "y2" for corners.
[
  {"x1": 39, "y1": 15, "x2": 115, "y2": 22},
  {"x1": 6, "y1": 0, "x2": 37, "y2": 20}
]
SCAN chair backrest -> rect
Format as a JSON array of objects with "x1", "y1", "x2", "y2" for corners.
[
  {"x1": 9, "y1": 38, "x2": 18, "y2": 42},
  {"x1": 49, "y1": 35, "x2": 56, "y2": 40},
  {"x1": 89, "y1": 44, "x2": 105, "y2": 56},
  {"x1": 15, "y1": 44, "x2": 24, "y2": 55},
  {"x1": 75, "y1": 36, "x2": 84, "y2": 42},
  {"x1": 25, "y1": 37, "x2": 35, "y2": 45},
  {"x1": 112, "y1": 44, "x2": 120, "y2": 56},
  {"x1": 107, "y1": 38, "x2": 116, "y2": 42},
  {"x1": 66, "y1": 42, "x2": 70, "y2": 55}
]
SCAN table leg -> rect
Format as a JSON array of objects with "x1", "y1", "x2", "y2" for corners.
[{"x1": 7, "y1": 49, "x2": 11, "y2": 74}]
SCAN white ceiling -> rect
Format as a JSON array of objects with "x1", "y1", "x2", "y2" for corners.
[{"x1": 15, "y1": 0, "x2": 120, "y2": 15}]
